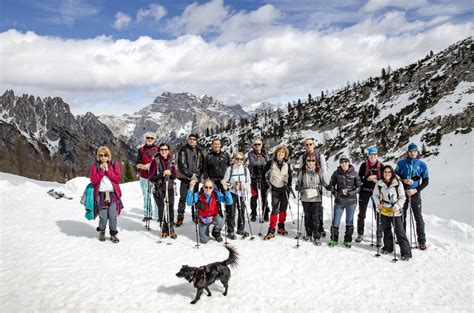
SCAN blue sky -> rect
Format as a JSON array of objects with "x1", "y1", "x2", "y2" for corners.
[{"x1": 1, "y1": 0, "x2": 473, "y2": 114}]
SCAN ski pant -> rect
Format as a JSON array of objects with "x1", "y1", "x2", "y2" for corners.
[
  {"x1": 402, "y1": 193, "x2": 426, "y2": 244},
  {"x1": 226, "y1": 193, "x2": 246, "y2": 234},
  {"x1": 357, "y1": 191, "x2": 382, "y2": 242},
  {"x1": 302, "y1": 201, "x2": 323, "y2": 239},
  {"x1": 381, "y1": 214, "x2": 412, "y2": 257},
  {"x1": 177, "y1": 179, "x2": 199, "y2": 220},
  {"x1": 199, "y1": 215, "x2": 224, "y2": 244},
  {"x1": 153, "y1": 188, "x2": 175, "y2": 232},
  {"x1": 97, "y1": 192, "x2": 118, "y2": 236},
  {"x1": 250, "y1": 179, "x2": 269, "y2": 219},
  {"x1": 331, "y1": 203, "x2": 356, "y2": 242},
  {"x1": 140, "y1": 177, "x2": 155, "y2": 218},
  {"x1": 269, "y1": 187, "x2": 288, "y2": 230}
]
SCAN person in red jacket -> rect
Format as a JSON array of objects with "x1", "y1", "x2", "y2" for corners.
[
  {"x1": 135, "y1": 132, "x2": 159, "y2": 222},
  {"x1": 90, "y1": 146, "x2": 123, "y2": 243}
]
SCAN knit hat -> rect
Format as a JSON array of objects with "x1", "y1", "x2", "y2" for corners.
[
  {"x1": 407, "y1": 143, "x2": 418, "y2": 152},
  {"x1": 339, "y1": 154, "x2": 351, "y2": 163},
  {"x1": 367, "y1": 146, "x2": 378, "y2": 155},
  {"x1": 188, "y1": 133, "x2": 199, "y2": 140}
]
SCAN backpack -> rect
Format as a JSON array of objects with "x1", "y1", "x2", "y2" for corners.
[
  {"x1": 365, "y1": 161, "x2": 382, "y2": 179},
  {"x1": 228, "y1": 164, "x2": 250, "y2": 184}
]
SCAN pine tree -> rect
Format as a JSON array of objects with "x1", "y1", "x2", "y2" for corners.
[{"x1": 124, "y1": 162, "x2": 134, "y2": 182}]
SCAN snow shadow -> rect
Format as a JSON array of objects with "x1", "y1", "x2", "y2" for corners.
[
  {"x1": 119, "y1": 211, "x2": 150, "y2": 232},
  {"x1": 56, "y1": 220, "x2": 97, "y2": 238},
  {"x1": 156, "y1": 283, "x2": 195, "y2": 298}
]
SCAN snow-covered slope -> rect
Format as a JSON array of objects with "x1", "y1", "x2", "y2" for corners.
[{"x1": 1, "y1": 138, "x2": 472, "y2": 312}]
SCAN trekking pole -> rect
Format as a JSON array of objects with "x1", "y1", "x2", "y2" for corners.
[
  {"x1": 243, "y1": 189, "x2": 255, "y2": 240},
  {"x1": 192, "y1": 203, "x2": 200, "y2": 249},
  {"x1": 370, "y1": 197, "x2": 375, "y2": 247},
  {"x1": 257, "y1": 181, "x2": 263, "y2": 224},
  {"x1": 410, "y1": 204, "x2": 418, "y2": 249},
  {"x1": 165, "y1": 178, "x2": 172, "y2": 245},
  {"x1": 374, "y1": 198, "x2": 381, "y2": 257},
  {"x1": 296, "y1": 189, "x2": 301, "y2": 248},
  {"x1": 285, "y1": 188, "x2": 295, "y2": 225},
  {"x1": 223, "y1": 202, "x2": 229, "y2": 246},
  {"x1": 145, "y1": 178, "x2": 152, "y2": 231},
  {"x1": 390, "y1": 196, "x2": 398, "y2": 262}
]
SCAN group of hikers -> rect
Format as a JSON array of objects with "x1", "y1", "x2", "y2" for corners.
[{"x1": 89, "y1": 133, "x2": 429, "y2": 261}]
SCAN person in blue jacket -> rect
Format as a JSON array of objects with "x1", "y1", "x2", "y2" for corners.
[
  {"x1": 395, "y1": 143, "x2": 429, "y2": 250},
  {"x1": 186, "y1": 178, "x2": 233, "y2": 243}
]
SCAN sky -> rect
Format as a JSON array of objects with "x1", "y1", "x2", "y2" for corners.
[{"x1": 0, "y1": 0, "x2": 473, "y2": 115}]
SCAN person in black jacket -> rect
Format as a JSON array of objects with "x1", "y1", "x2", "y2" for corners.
[
  {"x1": 356, "y1": 146, "x2": 383, "y2": 243},
  {"x1": 328, "y1": 154, "x2": 361, "y2": 248},
  {"x1": 203, "y1": 138, "x2": 231, "y2": 192},
  {"x1": 247, "y1": 138, "x2": 269, "y2": 222},
  {"x1": 176, "y1": 134, "x2": 205, "y2": 226}
]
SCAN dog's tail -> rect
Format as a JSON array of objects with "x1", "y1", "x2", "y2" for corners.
[{"x1": 223, "y1": 245, "x2": 239, "y2": 268}]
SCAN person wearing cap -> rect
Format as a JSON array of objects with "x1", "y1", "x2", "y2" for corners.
[
  {"x1": 328, "y1": 154, "x2": 361, "y2": 248},
  {"x1": 176, "y1": 133, "x2": 205, "y2": 226},
  {"x1": 355, "y1": 146, "x2": 384, "y2": 243},
  {"x1": 395, "y1": 143, "x2": 429, "y2": 250},
  {"x1": 135, "y1": 132, "x2": 159, "y2": 222},
  {"x1": 247, "y1": 138, "x2": 270, "y2": 222},
  {"x1": 295, "y1": 137, "x2": 329, "y2": 236}
]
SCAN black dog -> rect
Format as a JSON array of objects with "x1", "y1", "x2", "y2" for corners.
[{"x1": 176, "y1": 246, "x2": 238, "y2": 304}]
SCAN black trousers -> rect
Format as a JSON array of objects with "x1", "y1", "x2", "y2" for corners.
[
  {"x1": 402, "y1": 193, "x2": 426, "y2": 244},
  {"x1": 226, "y1": 193, "x2": 246, "y2": 234},
  {"x1": 381, "y1": 214, "x2": 411, "y2": 257},
  {"x1": 153, "y1": 188, "x2": 175, "y2": 231},
  {"x1": 177, "y1": 179, "x2": 198, "y2": 220},
  {"x1": 357, "y1": 191, "x2": 381, "y2": 239},
  {"x1": 250, "y1": 179, "x2": 269, "y2": 218},
  {"x1": 302, "y1": 201, "x2": 323, "y2": 239},
  {"x1": 270, "y1": 187, "x2": 288, "y2": 214}
]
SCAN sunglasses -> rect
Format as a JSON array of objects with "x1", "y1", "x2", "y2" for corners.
[
  {"x1": 254, "y1": 143, "x2": 262, "y2": 146},
  {"x1": 99, "y1": 154, "x2": 108, "y2": 158},
  {"x1": 235, "y1": 158, "x2": 243, "y2": 161},
  {"x1": 306, "y1": 159, "x2": 316, "y2": 162},
  {"x1": 305, "y1": 143, "x2": 314, "y2": 146},
  {"x1": 146, "y1": 137, "x2": 154, "y2": 140},
  {"x1": 204, "y1": 186, "x2": 213, "y2": 190}
]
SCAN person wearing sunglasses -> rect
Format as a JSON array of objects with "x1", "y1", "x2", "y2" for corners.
[
  {"x1": 295, "y1": 138, "x2": 328, "y2": 237},
  {"x1": 150, "y1": 143, "x2": 177, "y2": 239},
  {"x1": 135, "y1": 132, "x2": 159, "y2": 222},
  {"x1": 328, "y1": 154, "x2": 361, "y2": 248},
  {"x1": 186, "y1": 179, "x2": 233, "y2": 243},
  {"x1": 90, "y1": 146, "x2": 123, "y2": 243},
  {"x1": 176, "y1": 133, "x2": 205, "y2": 227},
  {"x1": 263, "y1": 145, "x2": 292, "y2": 239},
  {"x1": 373, "y1": 165, "x2": 411, "y2": 261},
  {"x1": 295, "y1": 153, "x2": 327, "y2": 245},
  {"x1": 356, "y1": 146, "x2": 384, "y2": 243},
  {"x1": 247, "y1": 139, "x2": 270, "y2": 222},
  {"x1": 395, "y1": 143, "x2": 429, "y2": 250},
  {"x1": 223, "y1": 152, "x2": 251, "y2": 239}
]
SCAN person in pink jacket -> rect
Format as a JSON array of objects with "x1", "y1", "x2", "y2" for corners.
[{"x1": 90, "y1": 146, "x2": 123, "y2": 243}]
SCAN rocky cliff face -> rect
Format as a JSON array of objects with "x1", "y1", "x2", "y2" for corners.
[
  {"x1": 99, "y1": 92, "x2": 249, "y2": 148},
  {"x1": 0, "y1": 92, "x2": 133, "y2": 182},
  {"x1": 200, "y1": 37, "x2": 473, "y2": 164}
]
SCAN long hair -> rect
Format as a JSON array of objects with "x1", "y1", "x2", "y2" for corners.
[
  {"x1": 382, "y1": 165, "x2": 397, "y2": 187},
  {"x1": 302, "y1": 153, "x2": 320, "y2": 175}
]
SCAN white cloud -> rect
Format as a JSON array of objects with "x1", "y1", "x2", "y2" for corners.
[
  {"x1": 0, "y1": 10, "x2": 472, "y2": 115},
  {"x1": 113, "y1": 12, "x2": 131, "y2": 30},
  {"x1": 37, "y1": 0, "x2": 100, "y2": 26},
  {"x1": 361, "y1": 0, "x2": 429, "y2": 13},
  {"x1": 166, "y1": 0, "x2": 229, "y2": 35},
  {"x1": 137, "y1": 3, "x2": 167, "y2": 22}
]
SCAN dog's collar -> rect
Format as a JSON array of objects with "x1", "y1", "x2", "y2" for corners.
[{"x1": 192, "y1": 266, "x2": 207, "y2": 287}]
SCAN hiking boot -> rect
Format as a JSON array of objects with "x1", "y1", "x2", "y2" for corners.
[
  {"x1": 328, "y1": 240, "x2": 338, "y2": 247},
  {"x1": 320, "y1": 230, "x2": 327, "y2": 237},
  {"x1": 355, "y1": 234, "x2": 363, "y2": 243},
  {"x1": 250, "y1": 216, "x2": 256, "y2": 222},
  {"x1": 161, "y1": 231, "x2": 169, "y2": 238},
  {"x1": 110, "y1": 235, "x2": 120, "y2": 243},
  {"x1": 175, "y1": 218, "x2": 183, "y2": 227},
  {"x1": 314, "y1": 239, "x2": 322, "y2": 246},
  {"x1": 302, "y1": 235, "x2": 312, "y2": 241},
  {"x1": 228, "y1": 233, "x2": 237, "y2": 240},
  {"x1": 419, "y1": 243, "x2": 427, "y2": 250},
  {"x1": 212, "y1": 228, "x2": 223, "y2": 242},
  {"x1": 381, "y1": 248, "x2": 392, "y2": 255},
  {"x1": 264, "y1": 232, "x2": 275, "y2": 240},
  {"x1": 277, "y1": 223, "x2": 288, "y2": 235},
  {"x1": 344, "y1": 241, "x2": 352, "y2": 248},
  {"x1": 401, "y1": 255, "x2": 411, "y2": 261},
  {"x1": 98, "y1": 231, "x2": 106, "y2": 241},
  {"x1": 169, "y1": 230, "x2": 177, "y2": 239},
  {"x1": 236, "y1": 229, "x2": 249, "y2": 237}
]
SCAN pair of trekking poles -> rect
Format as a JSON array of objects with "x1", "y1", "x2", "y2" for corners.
[{"x1": 145, "y1": 178, "x2": 173, "y2": 245}]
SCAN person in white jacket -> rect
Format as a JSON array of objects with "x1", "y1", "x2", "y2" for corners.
[
  {"x1": 372, "y1": 165, "x2": 412, "y2": 261},
  {"x1": 223, "y1": 152, "x2": 251, "y2": 239}
]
